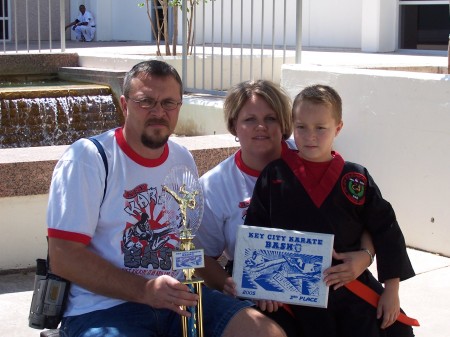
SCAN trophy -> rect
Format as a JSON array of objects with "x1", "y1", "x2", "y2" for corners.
[{"x1": 162, "y1": 165, "x2": 205, "y2": 337}]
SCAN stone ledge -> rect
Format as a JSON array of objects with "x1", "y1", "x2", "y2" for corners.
[
  {"x1": 0, "y1": 53, "x2": 79, "y2": 76},
  {"x1": 0, "y1": 83, "x2": 112, "y2": 99},
  {"x1": 0, "y1": 135, "x2": 238, "y2": 198}
]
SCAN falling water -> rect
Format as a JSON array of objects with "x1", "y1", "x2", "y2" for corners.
[{"x1": 0, "y1": 85, "x2": 123, "y2": 148}]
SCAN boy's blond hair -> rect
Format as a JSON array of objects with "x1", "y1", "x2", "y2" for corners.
[{"x1": 293, "y1": 84, "x2": 342, "y2": 123}]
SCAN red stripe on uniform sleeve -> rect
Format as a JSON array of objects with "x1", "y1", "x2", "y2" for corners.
[{"x1": 48, "y1": 228, "x2": 91, "y2": 245}]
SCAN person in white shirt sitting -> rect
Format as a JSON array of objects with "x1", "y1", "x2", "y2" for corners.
[{"x1": 65, "y1": 5, "x2": 96, "y2": 42}]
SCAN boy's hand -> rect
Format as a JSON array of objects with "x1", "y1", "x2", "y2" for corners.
[
  {"x1": 253, "y1": 300, "x2": 284, "y2": 312},
  {"x1": 378, "y1": 278, "x2": 400, "y2": 329}
]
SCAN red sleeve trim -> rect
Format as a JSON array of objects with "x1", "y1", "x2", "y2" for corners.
[{"x1": 48, "y1": 228, "x2": 91, "y2": 245}]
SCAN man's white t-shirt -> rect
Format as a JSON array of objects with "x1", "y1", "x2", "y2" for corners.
[{"x1": 47, "y1": 128, "x2": 197, "y2": 316}]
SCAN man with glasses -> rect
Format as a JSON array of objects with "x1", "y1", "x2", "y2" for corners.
[{"x1": 46, "y1": 60, "x2": 286, "y2": 337}]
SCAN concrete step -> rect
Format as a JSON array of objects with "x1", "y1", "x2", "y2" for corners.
[{"x1": 58, "y1": 67, "x2": 126, "y2": 102}]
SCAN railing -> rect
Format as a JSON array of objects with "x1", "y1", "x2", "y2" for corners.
[
  {"x1": 181, "y1": 0, "x2": 301, "y2": 95},
  {"x1": 0, "y1": 0, "x2": 302, "y2": 94},
  {"x1": 1, "y1": 0, "x2": 66, "y2": 53}
]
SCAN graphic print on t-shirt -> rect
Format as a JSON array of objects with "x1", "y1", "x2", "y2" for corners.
[
  {"x1": 121, "y1": 183, "x2": 178, "y2": 274},
  {"x1": 238, "y1": 198, "x2": 251, "y2": 220}
]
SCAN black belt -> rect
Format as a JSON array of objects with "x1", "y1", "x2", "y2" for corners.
[{"x1": 91, "y1": 25, "x2": 96, "y2": 27}]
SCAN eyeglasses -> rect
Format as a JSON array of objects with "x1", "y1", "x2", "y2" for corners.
[{"x1": 128, "y1": 97, "x2": 182, "y2": 111}]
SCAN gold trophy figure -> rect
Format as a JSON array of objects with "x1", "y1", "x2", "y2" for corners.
[
  {"x1": 162, "y1": 184, "x2": 199, "y2": 280},
  {"x1": 162, "y1": 166, "x2": 204, "y2": 337}
]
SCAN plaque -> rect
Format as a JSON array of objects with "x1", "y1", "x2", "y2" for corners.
[{"x1": 232, "y1": 225, "x2": 334, "y2": 308}]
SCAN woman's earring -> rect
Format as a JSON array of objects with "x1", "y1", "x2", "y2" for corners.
[{"x1": 235, "y1": 136, "x2": 239, "y2": 142}]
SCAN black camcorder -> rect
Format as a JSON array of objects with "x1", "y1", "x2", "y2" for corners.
[{"x1": 28, "y1": 259, "x2": 70, "y2": 330}]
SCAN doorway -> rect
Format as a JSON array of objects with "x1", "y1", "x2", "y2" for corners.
[{"x1": 400, "y1": 1, "x2": 450, "y2": 50}]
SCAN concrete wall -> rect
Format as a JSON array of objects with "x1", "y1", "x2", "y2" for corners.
[
  {"x1": 361, "y1": 0, "x2": 398, "y2": 52},
  {"x1": 303, "y1": 0, "x2": 362, "y2": 49},
  {"x1": 0, "y1": 135, "x2": 239, "y2": 272},
  {"x1": 175, "y1": 95, "x2": 227, "y2": 136},
  {"x1": 0, "y1": 195, "x2": 49, "y2": 270},
  {"x1": 282, "y1": 64, "x2": 450, "y2": 257}
]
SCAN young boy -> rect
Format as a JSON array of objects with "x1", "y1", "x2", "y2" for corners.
[{"x1": 244, "y1": 84, "x2": 416, "y2": 337}]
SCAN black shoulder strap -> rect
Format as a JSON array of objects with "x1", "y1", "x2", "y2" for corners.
[{"x1": 88, "y1": 137, "x2": 108, "y2": 202}]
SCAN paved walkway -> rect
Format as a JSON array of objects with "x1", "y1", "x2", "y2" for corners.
[
  {"x1": 66, "y1": 41, "x2": 450, "y2": 70},
  {"x1": 2, "y1": 40, "x2": 448, "y2": 69},
  {"x1": 1, "y1": 248, "x2": 449, "y2": 337}
]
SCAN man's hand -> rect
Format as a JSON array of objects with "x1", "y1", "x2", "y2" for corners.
[
  {"x1": 144, "y1": 275, "x2": 199, "y2": 317},
  {"x1": 49, "y1": 238, "x2": 198, "y2": 317}
]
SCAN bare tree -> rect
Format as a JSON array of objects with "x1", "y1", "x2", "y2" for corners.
[
  {"x1": 139, "y1": 0, "x2": 211, "y2": 56},
  {"x1": 139, "y1": 0, "x2": 162, "y2": 55},
  {"x1": 171, "y1": 0, "x2": 202, "y2": 55}
]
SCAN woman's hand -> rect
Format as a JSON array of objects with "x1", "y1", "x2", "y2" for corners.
[{"x1": 323, "y1": 249, "x2": 372, "y2": 290}]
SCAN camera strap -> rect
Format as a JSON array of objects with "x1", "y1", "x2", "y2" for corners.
[{"x1": 88, "y1": 137, "x2": 108, "y2": 203}]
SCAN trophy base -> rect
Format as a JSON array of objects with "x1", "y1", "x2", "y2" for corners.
[{"x1": 181, "y1": 278, "x2": 204, "y2": 337}]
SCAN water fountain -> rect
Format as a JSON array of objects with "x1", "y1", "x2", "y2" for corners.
[
  {"x1": 0, "y1": 53, "x2": 125, "y2": 148},
  {"x1": 0, "y1": 80, "x2": 123, "y2": 148}
]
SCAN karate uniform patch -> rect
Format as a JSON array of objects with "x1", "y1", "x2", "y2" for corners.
[{"x1": 341, "y1": 172, "x2": 367, "y2": 205}]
